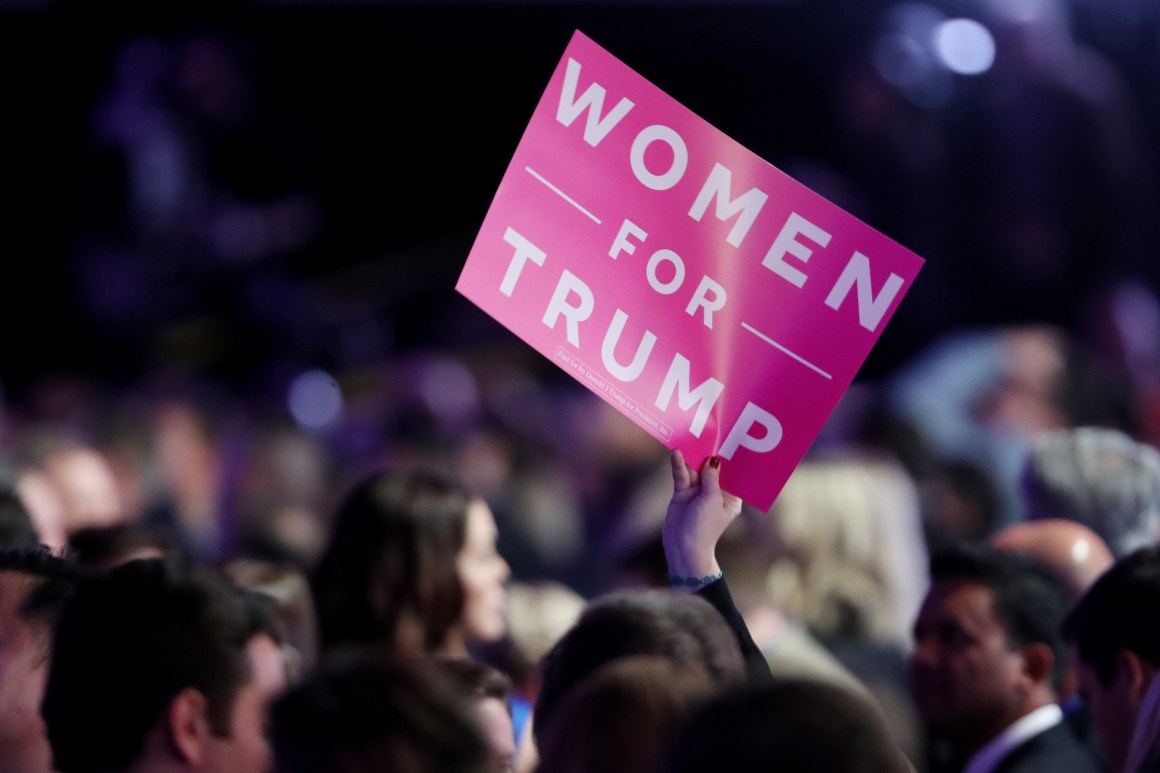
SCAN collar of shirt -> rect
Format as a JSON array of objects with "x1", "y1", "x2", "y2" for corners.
[{"x1": 964, "y1": 704, "x2": 1064, "y2": 773}]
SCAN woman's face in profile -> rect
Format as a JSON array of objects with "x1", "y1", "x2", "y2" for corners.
[{"x1": 457, "y1": 500, "x2": 510, "y2": 643}]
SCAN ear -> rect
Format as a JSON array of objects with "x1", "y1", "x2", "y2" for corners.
[
  {"x1": 168, "y1": 687, "x2": 212, "y2": 765},
  {"x1": 1020, "y1": 642, "x2": 1055, "y2": 688},
  {"x1": 1118, "y1": 649, "x2": 1158, "y2": 704}
]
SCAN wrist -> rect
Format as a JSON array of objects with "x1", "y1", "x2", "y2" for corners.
[
  {"x1": 668, "y1": 570, "x2": 724, "y2": 589},
  {"x1": 662, "y1": 530, "x2": 721, "y2": 589}
]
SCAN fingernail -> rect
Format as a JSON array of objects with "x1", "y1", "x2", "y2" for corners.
[{"x1": 709, "y1": 456, "x2": 720, "y2": 469}]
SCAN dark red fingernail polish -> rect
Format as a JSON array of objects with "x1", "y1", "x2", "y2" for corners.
[{"x1": 709, "y1": 456, "x2": 720, "y2": 469}]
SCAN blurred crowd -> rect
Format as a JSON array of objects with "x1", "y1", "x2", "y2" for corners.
[
  {"x1": 6, "y1": 336, "x2": 1160, "y2": 772},
  {"x1": 4, "y1": 0, "x2": 1160, "y2": 770}
]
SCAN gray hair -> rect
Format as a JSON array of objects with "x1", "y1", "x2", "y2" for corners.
[{"x1": 1022, "y1": 427, "x2": 1160, "y2": 557}]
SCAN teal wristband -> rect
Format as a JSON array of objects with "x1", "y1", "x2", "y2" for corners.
[{"x1": 669, "y1": 571, "x2": 723, "y2": 588}]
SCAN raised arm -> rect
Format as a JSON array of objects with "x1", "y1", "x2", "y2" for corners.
[{"x1": 663, "y1": 449, "x2": 771, "y2": 681}]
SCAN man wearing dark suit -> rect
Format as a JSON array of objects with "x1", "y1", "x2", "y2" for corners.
[
  {"x1": 1066, "y1": 547, "x2": 1160, "y2": 773},
  {"x1": 910, "y1": 543, "x2": 1103, "y2": 773},
  {"x1": 991, "y1": 518, "x2": 1115, "y2": 771}
]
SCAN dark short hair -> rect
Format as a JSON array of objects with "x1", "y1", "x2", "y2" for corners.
[
  {"x1": 270, "y1": 653, "x2": 488, "y2": 773},
  {"x1": 929, "y1": 542, "x2": 1072, "y2": 692},
  {"x1": 538, "y1": 656, "x2": 716, "y2": 773},
  {"x1": 312, "y1": 469, "x2": 472, "y2": 654},
  {"x1": 664, "y1": 679, "x2": 906, "y2": 773},
  {"x1": 67, "y1": 523, "x2": 178, "y2": 570},
  {"x1": 42, "y1": 558, "x2": 280, "y2": 773},
  {"x1": 0, "y1": 544, "x2": 76, "y2": 581},
  {"x1": 533, "y1": 589, "x2": 745, "y2": 745},
  {"x1": 1064, "y1": 546, "x2": 1160, "y2": 685},
  {"x1": 0, "y1": 545, "x2": 76, "y2": 653}
]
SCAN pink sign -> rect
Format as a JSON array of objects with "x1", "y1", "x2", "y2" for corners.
[{"x1": 457, "y1": 30, "x2": 924, "y2": 509}]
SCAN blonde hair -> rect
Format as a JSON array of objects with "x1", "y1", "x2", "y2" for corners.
[
  {"x1": 764, "y1": 451, "x2": 928, "y2": 649},
  {"x1": 504, "y1": 580, "x2": 587, "y2": 668}
]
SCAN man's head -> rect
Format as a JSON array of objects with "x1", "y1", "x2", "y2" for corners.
[
  {"x1": 435, "y1": 657, "x2": 516, "y2": 773},
  {"x1": 1063, "y1": 546, "x2": 1160, "y2": 771},
  {"x1": 270, "y1": 653, "x2": 489, "y2": 773},
  {"x1": 909, "y1": 543, "x2": 1071, "y2": 750},
  {"x1": 42, "y1": 558, "x2": 286, "y2": 773},
  {"x1": 540, "y1": 656, "x2": 717, "y2": 773},
  {"x1": 991, "y1": 518, "x2": 1114, "y2": 601},
  {"x1": 664, "y1": 678, "x2": 907, "y2": 773},
  {"x1": 67, "y1": 523, "x2": 177, "y2": 572},
  {"x1": 0, "y1": 547, "x2": 74, "y2": 770},
  {"x1": 1021, "y1": 427, "x2": 1160, "y2": 557}
]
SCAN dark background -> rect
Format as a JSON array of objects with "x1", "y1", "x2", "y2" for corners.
[{"x1": 3, "y1": 0, "x2": 1158, "y2": 403}]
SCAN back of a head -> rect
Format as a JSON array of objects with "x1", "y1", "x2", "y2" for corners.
[
  {"x1": 0, "y1": 543, "x2": 75, "y2": 581},
  {"x1": 42, "y1": 557, "x2": 278, "y2": 773},
  {"x1": 1022, "y1": 427, "x2": 1160, "y2": 557},
  {"x1": 536, "y1": 656, "x2": 716, "y2": 773},
  {"x1": 270, "y1": 653, "x2": 488, "y2": 773},
  {"x1": 1064, "y1": 545, "x2": 1160, "y2": 684},
  {"x1": 764, "y1": 452, "x2": 928, "y2": 648},
  {"x1": 312, "y1": 468, "x2": 470, "y2": 654},
  {"x1": 929, "y1": 542, "x2": 1072, "y2": 693},
  {"x1": 68, "y1": 522, "x2": 177, "y2": 571},
  {"x1": 532, "y1": 588, "x2": 744, "y2": 745},
  {"x1": 664, "y1": 679, "x2": 908, "y2": 773},
  {"x1": 0, "y1": 543, "x2": 76, "y2": 645},
  {"x1": 990, "y1": 518, "x2": 1114, "y2": 600}
]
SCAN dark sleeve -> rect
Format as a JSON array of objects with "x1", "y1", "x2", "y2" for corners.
[{"x1": 694, "y1": 576, "x2": 773, "y2": 682}]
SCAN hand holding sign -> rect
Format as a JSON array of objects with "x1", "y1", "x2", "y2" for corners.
[
  {"x1": 663, "y1": 449, "x2": 742, "y2": 592},
  {"x1": 457, "y1": 31, "x2": 924, "y2": 508}
]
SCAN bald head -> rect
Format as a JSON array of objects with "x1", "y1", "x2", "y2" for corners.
[{"x1": 990, "y1": 519, "x2": 1113, "y2": 600}]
